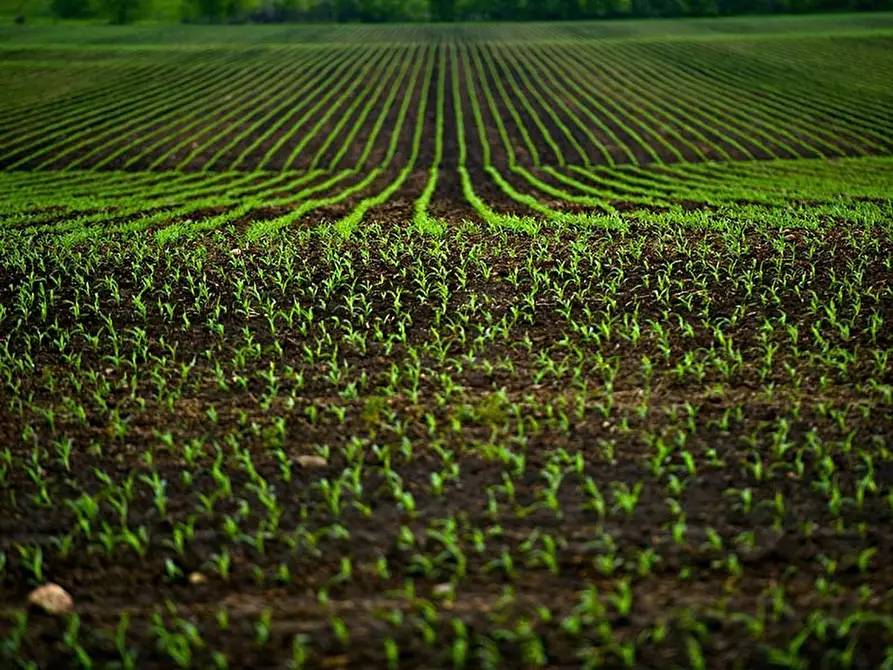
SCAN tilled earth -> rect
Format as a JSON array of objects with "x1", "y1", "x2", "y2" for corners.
[{"x1": 2, "y1": 211, "x2": 893, "y2": 668}]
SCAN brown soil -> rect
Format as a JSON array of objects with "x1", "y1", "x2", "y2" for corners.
[{"x1": 1, "y1": 217, "x2": 892, "y2": 668}]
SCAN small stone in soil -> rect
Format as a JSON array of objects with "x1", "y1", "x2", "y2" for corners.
[
  {"x1": 27, "y1": 583, "x2": 74, "y2": 615},
  {"x1": 297, "y1": 455, "x2": 327, "y2": 468}
]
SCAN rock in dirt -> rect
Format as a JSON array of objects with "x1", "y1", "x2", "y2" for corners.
[
  {"x1": 296, "y1": 455, "x2": 327, "y2": 468},
  {"x1": 189, "y1": 572, "x2": 208, "y2": 585},
  {"x1": 27, "y1": 583, "x2": 74, "y2": 615},
  {"x1": 433, "y1": 583, "x2": 452, "y2": 595}
]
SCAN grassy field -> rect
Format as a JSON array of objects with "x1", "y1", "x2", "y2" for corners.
[{"x1": 2, "y1": 15, "x2": 893, "y2": 669}]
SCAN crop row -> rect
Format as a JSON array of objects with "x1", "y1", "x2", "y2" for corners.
[
  {"x1": 1, "y1": 155, "x2": 891, "y2": 242},
  {"x1": 2, "y1": 35, "x2": 892, "y2": 175}
]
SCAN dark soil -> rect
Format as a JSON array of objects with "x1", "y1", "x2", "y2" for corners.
[{"x1": 1, "y1": 215, "x2": 892, "y2": 669}]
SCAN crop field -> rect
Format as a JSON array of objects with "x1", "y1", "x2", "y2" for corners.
[{"x1": 2, "y1": 14, "x2": 893, "y2": 670}]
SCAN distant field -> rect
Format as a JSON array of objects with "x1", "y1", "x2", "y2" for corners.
[
  {"x1": 2, "y1": 16, "x2": 893, "y2": 238},
  {"x1": 2, "y1": 15, "x2": 893, "y2": 670}
]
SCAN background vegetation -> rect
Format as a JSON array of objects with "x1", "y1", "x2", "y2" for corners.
[{"x1": 4, "y1": 0, "x2": 891, "y2": 26}]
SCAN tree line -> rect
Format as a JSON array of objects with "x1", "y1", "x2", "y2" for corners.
[{"x1": 50, "y1": 0, "x2": 892, "y2": 26}]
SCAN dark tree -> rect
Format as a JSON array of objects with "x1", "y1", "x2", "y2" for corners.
[
  {"x1": 50, "y1": 0, "x2": 92, "y2": 18},
  {"x1": 100, "y1": 0, "x2": 145, "y2": 23},
  {"x1": 430, "y1": 0, "x2": 456, "y2": 20}
]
